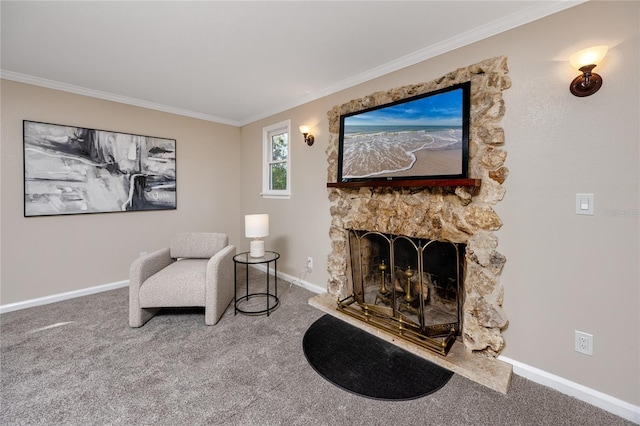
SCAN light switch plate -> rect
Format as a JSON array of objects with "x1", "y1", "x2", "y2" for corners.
[{"x1": 576, "y1": 193, "x2": 594, "y2": 215}]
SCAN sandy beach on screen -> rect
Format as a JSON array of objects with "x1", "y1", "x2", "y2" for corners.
[{"x1": 387, "y1": 147, "x2": 462, "y2": 178}]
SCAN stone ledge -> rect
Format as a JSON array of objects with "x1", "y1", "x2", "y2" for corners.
[{"x1": 309, "y1": 292, "x2": 512, "y2": 395}]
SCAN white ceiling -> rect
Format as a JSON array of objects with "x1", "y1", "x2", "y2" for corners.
[{"x1": 1, "y1": 1, "x2": 583, "y2": 126}]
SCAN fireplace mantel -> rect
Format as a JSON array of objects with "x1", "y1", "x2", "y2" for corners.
[{"x1": 327, "y1": 178, "x2": 480, "y2": 189}]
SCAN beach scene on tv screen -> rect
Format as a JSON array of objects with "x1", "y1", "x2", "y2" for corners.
[{"x1": 341, "y1": 88, "x2": 464, "y2": 180}]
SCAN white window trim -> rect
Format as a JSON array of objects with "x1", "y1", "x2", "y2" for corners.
[{"x1": 261, "y1": 119, "x2": 291, "y2": 199}]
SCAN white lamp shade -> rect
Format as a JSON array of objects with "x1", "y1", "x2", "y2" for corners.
[
  {"x1": 569, "y1": 46, "x2": 608, "y2": 70},
  {"x1": 245, "y1": 214, "x2": 269, "y2": 238}
]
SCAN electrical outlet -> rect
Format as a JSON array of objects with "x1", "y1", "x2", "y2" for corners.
[
  {"x1": 575, "y1": 331, "x2": 593, "y2": 355},
  {"x1": 306, "y1": 257, "x2": 313, "y2": 271}
]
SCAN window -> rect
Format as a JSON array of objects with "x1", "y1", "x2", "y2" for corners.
[{"x1": 262, "y1": 120, "x2": 291, "y2": 198}]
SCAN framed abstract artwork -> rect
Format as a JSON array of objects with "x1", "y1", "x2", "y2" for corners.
[{"x1": 23, "y1": 120, "x2": 176, "y2": 217}]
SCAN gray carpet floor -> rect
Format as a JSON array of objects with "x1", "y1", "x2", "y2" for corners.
[{"x1": 1, "y1": 268, "x2": 633, "y2": 425}]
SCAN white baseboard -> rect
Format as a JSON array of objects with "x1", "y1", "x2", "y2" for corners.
[
  {"x1": 249, "y1": 264, "x2": 325, "y2": 294},
  {"x1": 0, "y1": 280, "x2": 129, "y2": 314},
  {"x1": 499, "y1": 355, "x2": 640, "y2": 424},
  {"x1": 0, "y1": 266, "x2": 324, "y2": 314}
]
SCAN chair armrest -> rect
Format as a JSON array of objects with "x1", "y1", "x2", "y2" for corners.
[
  {"x1": 205, "y1": 245, "x2": 236, "y2": 324},
  {"x1": 206, "y1": 245, "x2": 236, "y2": 286},
  {"x1": 129, "y1": 247, "x2": 174, "y2": 292}
]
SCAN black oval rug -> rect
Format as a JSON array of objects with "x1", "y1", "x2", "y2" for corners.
[{"x1": 302, "y1": 314, "x2": 454, "y2": 400}]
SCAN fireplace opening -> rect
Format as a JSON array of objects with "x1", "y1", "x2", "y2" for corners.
[{"x1": 338, "y1": 229, "x2": 465, "y2": 355}]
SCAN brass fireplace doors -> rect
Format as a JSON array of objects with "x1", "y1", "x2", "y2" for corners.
[{"x1": 338, "y1": 230, "x2": 465, "y2": 355}]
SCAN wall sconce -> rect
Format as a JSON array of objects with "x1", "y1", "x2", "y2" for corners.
[
  {"x1": 299, "y1": 125, "x2": 315, "y2": 146},
  {"x1": 569, "y1": 45, "x2": 608, "y2": 97}
]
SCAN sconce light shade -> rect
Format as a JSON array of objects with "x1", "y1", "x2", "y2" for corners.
[
  {"x1": 569, "y1": 46, "x2": 608, "y2": 70},
  {"x1": 245, "y1": 214, "x2": 269, "y2": 257},
  {"x1": 569, "y1": 45, "x2": 608, "y2": 97},
  {"x1": 299, "y1": 125, "x2": 315, "y2": 146}
]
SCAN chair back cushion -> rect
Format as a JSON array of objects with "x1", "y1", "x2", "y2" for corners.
[{"x1": 170, "y1": 233, "x2": 228, "y2": 259}]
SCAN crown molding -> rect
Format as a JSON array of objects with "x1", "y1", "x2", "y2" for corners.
[
  {"x1": 2, "y1": 1, "x2": 585, "y2": 128},
  {"x1": 239, "y1": 0, "x2": 586, "y2": 126},
  {"x1": 0, "y1": 70, "x2": 240, "y2": 127}
]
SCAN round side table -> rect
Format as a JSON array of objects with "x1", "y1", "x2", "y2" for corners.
[{"x1": 233, "y1": 251, "x2": 280, "y2": 316}]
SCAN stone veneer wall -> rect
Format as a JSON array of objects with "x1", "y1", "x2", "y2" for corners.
[{"x1": 326, "y1": 57, "x2": 511, "y2": 356}]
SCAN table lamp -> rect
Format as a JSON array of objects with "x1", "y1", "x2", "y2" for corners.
[{"x1": 245, "y1": 214, "x2": 269, "y2": 257}]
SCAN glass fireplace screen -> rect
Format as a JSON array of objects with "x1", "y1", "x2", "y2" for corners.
[{"x1": 338, "y1": 229, "x2": 465, "y2": 355}]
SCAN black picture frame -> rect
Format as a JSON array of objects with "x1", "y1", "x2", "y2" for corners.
[
  {"x1": 337, "y1": 82, "x2": 470, "y2": 183},
  {"x1": 23, "y1": 120, "x2": 176, "y2": 217}
]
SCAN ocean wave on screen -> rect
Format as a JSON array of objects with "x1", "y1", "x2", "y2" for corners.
[{"x1": 341, "y1": 129, "x2": 462, "y2": 178}]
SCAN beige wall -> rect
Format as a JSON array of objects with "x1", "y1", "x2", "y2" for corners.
[
  {"x1": 1, "y1": 81, "x2": 243, "y2": 304},
  {"x1": 1, "y1": 0, "x2": 637, "y2": 409},
  {"x1": 240, "y1": 1, "x2": 639, "y2": 405}
]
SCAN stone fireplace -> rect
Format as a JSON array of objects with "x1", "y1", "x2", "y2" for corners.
[{"x1": 322, "y1": 57, "x2": 511, "y2": 366}]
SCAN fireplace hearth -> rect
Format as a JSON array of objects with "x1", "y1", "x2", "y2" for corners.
[{"x1": 338, "y1": 229, "x2": 465, "y2": 355}]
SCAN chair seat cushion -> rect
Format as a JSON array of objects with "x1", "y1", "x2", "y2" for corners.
[{"x1": 138, "y1": 259, "x2": 207, "y2": 308}]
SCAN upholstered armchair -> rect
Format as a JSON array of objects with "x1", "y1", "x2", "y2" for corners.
[{"x1": 129, "y1": 233, "x2": 236, "y2": 327}]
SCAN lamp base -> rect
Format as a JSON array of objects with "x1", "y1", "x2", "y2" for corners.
[{"x1": 250, "y1": 240, "x2": 265, "y2": 258}]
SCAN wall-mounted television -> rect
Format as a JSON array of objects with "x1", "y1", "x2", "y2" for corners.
[{"x1": 337, "y1": 81, "x2": 470, "y2": 183}]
